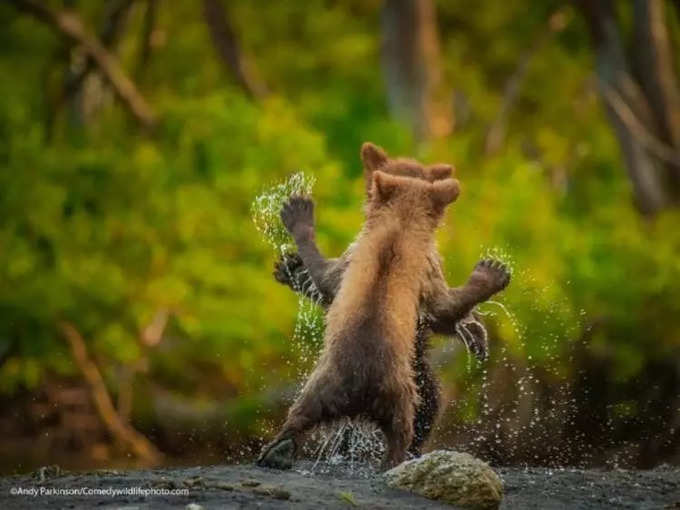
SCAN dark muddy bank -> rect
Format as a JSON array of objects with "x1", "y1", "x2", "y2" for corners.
[{"x1": 0, "y1": 461, "x2": 678, "y2": 509}]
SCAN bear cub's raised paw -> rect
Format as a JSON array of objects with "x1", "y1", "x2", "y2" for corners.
[
  {"x1": 281, "y1": 195, "x2": 315, "y2": 241},
  {"x1": 273, "y1": 252, "x2": 304, "y2": 286},
  {"x1": 470, "y1": 258, "x2": 511, "y2": 296}
]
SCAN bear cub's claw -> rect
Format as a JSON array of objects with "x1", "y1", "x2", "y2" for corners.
[
  {"x1": 461, "y1": 313, "x2": 489, "y2": 361},
  {"x1": 472, "y1": 258, "x2": 511, "y2": 294},
  {"x1": 281, "y1": 195, "x2": 315, "y2": 241},
  {"x1": 273, "y1": 252, "x2": 304, "y2": 286},
  {"x1": 256, "y1": 438, "x2": 295, "y2": 470}
]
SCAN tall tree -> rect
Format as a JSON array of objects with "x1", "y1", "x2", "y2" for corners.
[
  {"x1": 7, "y1": 0, "x2": 156, "y2": 127},
  {"x1": 202, "y1": 0, "x2": 268, "y2": 98},
  {"x1": 633, "y1": 0, "x2": 680, "y2": 189},
  {"x1": 577, "y1": 0, "x2": 680, "y2": 215},
  {"x1": 381, "y1": 0, "x2": 452, "y2": 141}
]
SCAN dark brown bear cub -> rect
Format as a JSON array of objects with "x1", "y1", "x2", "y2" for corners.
[{"x1": 257, "y1": 171, "x2": 460, "y2": 470}]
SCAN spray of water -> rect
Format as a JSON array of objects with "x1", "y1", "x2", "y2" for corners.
[
  {"x1": 436, "y1": 246, "x2": 607, "y2": 469},
  {"x1": 252, "y1": 171, "x2": 316, "y2": 253},
  {"x1": 252, "y1": 172, "x2": 326, "y2": 376}
]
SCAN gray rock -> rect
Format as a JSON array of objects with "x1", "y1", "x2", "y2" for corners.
[{"x1": 384, "y1": 450, "x2": 503, "y2": 509}]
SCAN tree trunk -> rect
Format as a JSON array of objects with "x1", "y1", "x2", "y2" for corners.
[
  {"x1": 7, "y1": 0, "x2": 156, "y2": 128},
  {"x1": 68, "y1": 0, "x2": 135, "y2": 126},
  {"x1": 381, "y1": 0, "x2": 452, "y2": 141},
  {"x1": 202, "y1": 0, "x2": 268, "y2": 98},
  {"x1": 59, "y1": 322, "x2": 162, "y2": 463},
  {"x1": 136, "y1": 0, "x2": 158, "y2": 80},
  {"x1": 633, "y1": 0, "x2": 680, "y2": 190},
  {"x1": 485, "y1": 9, "x2": 569, "y2": 155},
  {"x1": 577, "y1": 0, "x2": 670, "y2": 215}
]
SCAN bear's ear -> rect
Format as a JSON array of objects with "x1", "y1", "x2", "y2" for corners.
[
  {"x1": 430, "y1": 178, "x2": 460, "y2": 210},
  {"x1": 372, "y1": 170, "x2": 399, "y2": 202},
  {"x1": 362, "y1": 143, "x2": 389, "y2": 195},
  {"x1": 361, "y1": 142, "x2": 388, "y2": 172},
  {"x1": 428, "y1": 164, "x2": 454, "y2": 181}
]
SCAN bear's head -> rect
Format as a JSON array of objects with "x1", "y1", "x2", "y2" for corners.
[
  {"x1": 361, "y1": 142, "x2": 454, "y2": 197},
  {"x1": 367, "y1": 170, "x2": 460, "y2": 229}
]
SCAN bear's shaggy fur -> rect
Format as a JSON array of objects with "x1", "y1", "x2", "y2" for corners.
[
  {"x1": 258, "y1": 171, "x2": 460, "y2": 470},
  {"x1": 273, "y1": 143, "x2": 511, "y2": 455}
]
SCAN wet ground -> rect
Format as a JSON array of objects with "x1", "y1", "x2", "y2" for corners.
[{"x1": 0, "y1": 460, "x2": 678, "y2": 509}]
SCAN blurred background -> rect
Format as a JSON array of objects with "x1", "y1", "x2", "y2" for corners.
[{"x1": 1, "y1": 0, "x2": 679, "y2": 474}]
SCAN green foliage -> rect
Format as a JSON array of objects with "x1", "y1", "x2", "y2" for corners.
[{"x1": 337, "y1": 490, "x2": 358, "y2": 506}]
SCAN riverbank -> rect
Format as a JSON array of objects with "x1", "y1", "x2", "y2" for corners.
[{"x1": 0, "y1": 460, "x2": 678, "y2": 509}]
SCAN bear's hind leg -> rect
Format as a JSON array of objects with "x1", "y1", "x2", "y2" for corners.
[
  {"x1": 410, "y1": 353, "x2": 441, "y2": 456},
  {"x1": 256, "y1": 434, "x2": 296, "y2": 470},
  {"x1": 378, "y1": 397, "x2": 415, "y2": 470},
  {"x1": 257, "y1": 396, "x2": 322, "y2": 470},
  {"x1": 257, "y1": 374, "x2": 343, "y2": 470}
]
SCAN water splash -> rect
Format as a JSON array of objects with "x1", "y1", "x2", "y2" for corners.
[
  {"x1": 251, "y1": 171, "x2": 316, "y2": 253},
  {"x1": 251, "y1": 172, "x2": 325, "y2": 377},
  {"x1": 300, "y1": 420, "x2": 386, "y2": 477},
  {"x1": 439, "y1": 259, "x2": 604, "y2": 469},
  {"x1": 480, "y1": 245, "x2": 516, "y2": 276}
]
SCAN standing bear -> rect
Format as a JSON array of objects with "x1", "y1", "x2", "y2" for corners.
[
  {"x1": 273, "y1": 142, "x2": 511, "y2": 455},
  {"x1": 258, "y1": 171, "x2": 460, "y2": 470}
]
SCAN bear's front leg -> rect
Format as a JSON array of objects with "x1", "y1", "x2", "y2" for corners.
[
  {"x1": 273, "y1": 252, "x2": 304, "y2": 288},
  {"x1": 281, "y1": 195, "x2": 316, "y2": 243},
  {"x1": 280, "y1": 195, "x2": 336, "y2": 299},
  {"x1": 466, "y1": 259, "x2": 511, "y2": 299},
  {"x1": 273, "y1": 250, "x2": 343, "y2": 307},
  {"x1": 429, "y1": 259, "x2": 511, "y2": 354}
]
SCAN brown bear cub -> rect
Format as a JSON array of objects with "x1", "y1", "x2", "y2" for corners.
[
  {"x1": 257, "y1": 171, "x2": 460, "y2": 470},
  {"x1": 273, "y1": 143, "x2": 511, "y2": 455}
]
